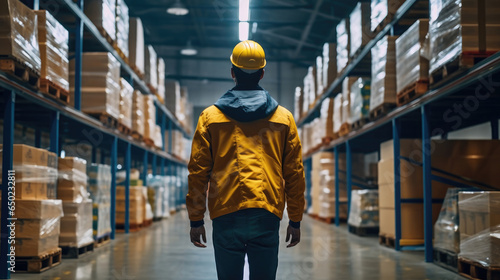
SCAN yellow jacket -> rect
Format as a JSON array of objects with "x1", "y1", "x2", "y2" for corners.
[{"x1": 186, "y1": 90, "x2": 305, "y2": 224}]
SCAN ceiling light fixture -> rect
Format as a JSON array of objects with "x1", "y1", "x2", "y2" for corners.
[
  {"x1": 239, "y1": 0, "x2": 250, "y2": 21},
  {"x1": 181, "y1": 41, "x2": 197, "y2": 56},
  {"x1": 167, "y1": 0, "x2": 189, "y2": 16},
  {"x1": 239, "y1": 22, "x2": 249, "y2": 42}
]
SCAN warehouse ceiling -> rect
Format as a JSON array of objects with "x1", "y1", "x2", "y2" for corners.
[{"x1": 127, "y1": 0, "x2": 358, "y2": 66}]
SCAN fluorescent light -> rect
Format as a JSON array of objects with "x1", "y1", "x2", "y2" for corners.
[
  {"x1": 239, "y1": 0, "x2": 250, "y2": 21},
  {"x1": 167, "y1": 0, "x2": 189, "y2": 16},
  {"x1": 181, "y1": 41, "x2": 197, "y2": 56},
  {"x1": 252, "y1": 22, "x2": 258, "y2": 33},
  {"x1": 239, "y1": 21, "x2": 249, "y2": 41}
]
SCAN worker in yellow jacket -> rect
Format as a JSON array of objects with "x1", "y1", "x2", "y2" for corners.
[{"x1": 186, "y1": 40, "x2": 306, "y2": 280}]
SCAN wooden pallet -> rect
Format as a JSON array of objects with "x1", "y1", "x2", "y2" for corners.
[
  {"x1": 350, "y1": 118, "x2": 368, "y2": 131},
  {"x1": 131, "y1": 131, "x2": 143, "y2": 142},
  {"x1": 348, "y1": 225, "x2": 379, "y2": 237},
  {"x1": 397, "y1": 79, "x2": 429, "y2": 106},
  {"x1": 97, "y1": 27, "x2": 114, "y2": 46},
  {"x1": 144, "y1": 137, "x2": 155, "y2": 148},
  {"x1": 309, "y1": 213, "x2": 346, "y2": 224},
  {"x1": 130, "y1": 64, "x2": 144, "y2": 80},
  {"x1": 116, "y1": 222, "x2": 143, "y2": 232},
  {"x1": 117, "y1": 122, "x2": 132, "y2": 136},
  {"x1": 339, "y1": 123, "x2": 351, "y2": 137},
  {"x1": 15, "y1": 248, "x2": 62, "y2": 273},
  {"x1": 430, "y1": 51, "x2": 498, "y2": 88},
  {"x1": 170, "y1": 210, "x2": 177, "y2": 215},
  {"x1": 143, "y1": 219, "x2": 153, "y2": 227},
  {"x1": 433, "y1": 247, "x2": 458, "y2": 272},
  {"x1": 113, "y1": 43, "x2": 129, "y2": 64},
  {"x1": 322, "y1": 136, "x2": 335, "y2": 145},
  {"x1": 39, "y1": 78, "x2": 70, "y2": 104},
  {"x1": 94, "y1": 233, "x2": 112, "y2": 248},
  {"x1": 373, "y1": 14, "x2": 393, "y2": 34},
  {"x1": 88, "y1": 113, "x2": 118, "y2": 129},
  {"x1": 369, "y1": 103, "x2": 395, "y2": 121},
  {"x1": 153, "y1": 216, "x2": 163, "y2": 222},
  {"x1": 0, "y1": 56, "x2": 40, "y2": 88},
  {"x1": 61, "y1": 241, "x2": 95, "y2": 259},
  {"x1": 458, "y1": 257, "x2": 500, "y2": 280},
  {"x1": 379, "y1": 234, "x2": 424, "y2": 248}
]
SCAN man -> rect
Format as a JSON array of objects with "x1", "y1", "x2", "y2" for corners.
[{"x1": 186, "y1": 40, "x2": 306, "y2": 280}]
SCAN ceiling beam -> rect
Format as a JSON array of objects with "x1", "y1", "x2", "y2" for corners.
[
  {"x1": 293, "y1": 0, "x2": 323, "y2": 58},
  {"x1": 258, "y1": 29, "x2": 321, "y2": 50},
  {"x1": 266, "y1": 0, "x2": 340, "y2": 21}
]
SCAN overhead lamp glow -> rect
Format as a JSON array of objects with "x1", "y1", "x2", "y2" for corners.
[
  {"x1": 181, "y1": 41, "x2": 197, "y2": 56},
  {"x1": 239, "y1": 0, "x2": 250, "y2": 21},
  {"x1": 239, "y1": 21, "x2": 249, "y2": 41},
  {"x1": 167, "y1": 0, "x2": 189, "y2": 16}
]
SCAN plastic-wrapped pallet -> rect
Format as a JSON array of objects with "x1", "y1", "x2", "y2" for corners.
[
  {"x1": 144, "y1": 94, "x2": 156, "y2": 141},
  {"x1": 87, "y1": 164, "x2": 112, "y2": 239},
  {"x1": 294, "y1": 87, "x2": 303, "y2": 121},
  {"x1": 0, "y1": 144, "x2": 58, "y2": 200},
  {"x1": 69, "y1": 53, "x2": 120, "y2": 119},
  {"x1": 115, "y1": 0, "x2": 129, "y2": 58},
  {"x1": 316, "y1": 56, "x2": 324, "y2": 97},
  {"x1": 132, "y1": 90, "x2": 144, "y2": 136},
  {"x1": 370, "y1": 36, "x2": 397, "y2": 112},
  {"x1": 142, "y1": 187, "x2": 154, "y2": 223},
  {"x1": 336, "y1": 18, "x2": 350, "y2": 74},
  {"x1": 429, "y1": 0, "x2": 500, "y2": 75},
  {"x1": 348, "y1": 190, "x2": 379, "y2": 228},
  {"x1": 458, "y1": 192, "x2": 500, "y2": 267},
  {"x1": 370, "y1": 0, "x2": 405, "y2": 32},
  {"x1": 333, "y1": 94, "x2": 343, "y2": 134},
  {"x1": 59, "y1": 200, "x2": 94, "y2": 248},
  {"x1": 57, "y1": 157, "x2": 89, "y2": 203},
  {"x1": 350, "y1": 2, "x2": 373, "y2": 56},
  {"x1": 433, "y1": 188, "x2": 463, "y2": 254},
  {"x1": 145, "y1": 45, "x2": 158, "y2": 90},
  {"x1": 165, "y1": 80, "x2": 181, "y2": 117},
  {"x1": 350, "y1": 78, "x2": 371, "y2": 124},
  {"x1": 129, "y1": 17, "x2": 144, "y2": 75},
  {"x1": 119, "y1": 78, "x2": 133, "y2": 130},
  {"x1": 154, "y1": 125, "x2": 162, "y2": 149},
  {"x1": 116, "y1": 186, "x2": 144, "y2": 226},
  {"x1": 14, "y1": 200, "x2": 63, "y2": 256},
  {"x1": 319, "y1": 98, "x2": 334, "y2": 140},
  {"x1": 157, "y1": 57, "x2": 166, "y2": 102},
  {"x1": 35, "y1": 10, "x2": 69, "y2": 92},
  {"x1": 322, "y1": 43, "x2": 337, "y2": 90},
  {"x1": 396, "y1": 19, "x2": 429, "y2": 94},
  {"x1": 84, "y1": 0, "x2": 116, "y2": 40},
  {"x1": 304, "y1": 67, "x2": 316, "y2": 109},
  {"x1": 146, "y1": 175, "x2": 166, "y2": 219},
  {"x1": 341, "y1": 77, "x2": 359, "y2": 126}
]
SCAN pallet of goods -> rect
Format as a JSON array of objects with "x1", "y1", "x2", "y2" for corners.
[
  {"x1": 35, "y1": 10, "x2": 70, "y2": 104},
  {"x1": 315, "y1": 56, "x2": 325, "y2": 97},
  {"x1": 348, "y1": 190, "x2": 379, "y2": 236},
  {"x1": 333, "y1": 94, "x2": 343, "y2": 138},
  {"x1": 145, "y1": 45, "x2": 158, "y2": 94},
  {"x1": 0, "y1": 0, "x2": 41, "y2": 88},
  {"x1": 129, "y1": 17, "x2": 145, "y2": 77},
  {"x1": 294, "y1": 86, "x2": 303, "y2": 121},
  {"x1": 336, "y1": 18, "x2": 350, "y2": 75},
  {"x1": 396, "y1": 19, "x2": 429, "y2": 106},
  {"x1": 146, "y1": 175, "x2": 167, "y2": 221},
  {"x1": 318, "y1": 98, "x2": 335, "y2": 143},
  {"x1": 84, "y1": 0, "x2": 116, "y2": 45},
  {"x1": 131, "y1": 90, "x2": 145, "y2": 140},
  {"x1": 350, "y1": 2, "x2": 374, "y2": 58},
  {"x1": 157, "y1": 57, "x2": 166, "y2": 103},
  {"x1": 349, "y1": 78, "x2": 371, "y2": 131},
  {"x1": 369, "y1": 36, "x2": 398, "y2": 120},
  {"x1": 458, "y1": 191, "x2": 500, "y2": 280},
  {"x1": 114, "y1": 0, "x2": 129, "y2": 63},
  {"x1": 165, "y1": 80, "x2": 181, "y2": 118},
  {"x1": 429, "y1": 0, "x2": 500, "y2": 87},
  {"x1": 119, "y1": 78, "x2": 133, "y2": 135},
  {"x1": 70, "y1": 52, "x2": 121, "y2": 128},
  {"x1": 370, "y1": 0, "x2": 406, "y2": 33},
  {"x1": 116, "y1": 186, "x2": 145, "y2": 231},
  {"x1": 88, "y1": 163, "x2": 112, "y2": 246},
  {"x1": 143, "y1": 94, "x2": 156, "y2": 147},
  {"x1": 322, "y1": 43, "x2": 337, "y2": 92},
  {"x1": 340, "y1": 77, "x2": 360, "y2": 136}
]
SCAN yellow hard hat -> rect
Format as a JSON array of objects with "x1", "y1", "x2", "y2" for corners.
[{"x1": 230, "y1": 40, "x2": 266, "y2": 70}]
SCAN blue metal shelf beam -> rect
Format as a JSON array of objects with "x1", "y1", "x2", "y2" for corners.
[{"x1": 421, "y1": 106, "x2": 433, "y2": 262}]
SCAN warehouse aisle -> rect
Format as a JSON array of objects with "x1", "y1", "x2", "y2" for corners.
[{"x1": 12, "y1": 211, "x2": 464, "y2": 280}]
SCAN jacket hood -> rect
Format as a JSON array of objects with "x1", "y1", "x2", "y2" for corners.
[{"x1": 214, "y1": 89, "x2": 279, "y2": 122}]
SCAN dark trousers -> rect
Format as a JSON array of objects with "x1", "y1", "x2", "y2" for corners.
[{"x1": 212, "y1": 208, "x2": 280, "y2": 280}]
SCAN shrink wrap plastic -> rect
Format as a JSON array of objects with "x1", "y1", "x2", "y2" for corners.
[
  {"x1": 84, "y1": 0, "x2": 116, "y2": 40},
  {"x1": 348, "y1": 190, "x2": 379, "y2": 228},
  {"x1": 119, "y1": 78, "x2": 133, "y2": 129},
  {"x1": 350, "y1": 78, "x2": 371, "y2": 124},
  {"x1": 370, "y1": 36, "x2": 397, "y2": 111},
  {"x1": 336, "y1": 19, "x2": 350, "y2": 74},
  {"x1": 294, "y1": 87, "x2": 303, "y2": 121},
  {"x1": 132, "y1": 90, "x2": 145, "y2": 136},
  {"x1": 115, "y1": 0, "x2": 129, "y2": 58},
  {"x1": 145, "y1": 45, "x2": 158, "y2": 89},
  {"x1": 60, "y1": 201, "x2": 94, "y2": 247},
  {"x1": 433, "y1": 188, "x2": 462, "y2": 253}
]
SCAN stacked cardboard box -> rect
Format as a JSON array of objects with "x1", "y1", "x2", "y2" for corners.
[
  {"x1": 319, "y1": 98, "x2": 334, "y2": 140},
  {"x1": 157, "y1": 57, "x2": 166, "y2": 102},
  {"x1": 59, "y1": 201, "x2": 94, "y2": 248},
  {"x1": 371, "y1": 0, "x2": 406, "y2": 32},
  {"x1": 153, "y1": 125, "x2": 163, "y2": 149},
  {"x1": 57, "y1": 157, "x2": 88, "y2": 203},
  {"x1": 333, "y1": 94, "x2": 343, "y2": 135},
  {"x1": 131, "y1": 90, "x2": 145, "y2": 136},
  {"x1": 294, "y1": 87, "x2": 303, "y2": 121},
  {"x1": 69, "y1": 53, "x2": 120, "y2": 120},
  {"x1": 348, "y1": 190, "x2": 379, "y2": 228},
  {"x1": 303, "y1": 67, "x2": 316, "y2": 110},
  {"x1": 0, "y1": 144, "x2": 57, "y2": 200},
  {"x1": 35, "y1": 10, "x2": 69, "y2": 91},
  {"x1": 434, "y1": 188, "x2": 463, "y2": 254},
  {"x1": 14, "y1": 200, "x2": 63, "y2": 256},
  {"x1": 350, "y1": 78, "x2": 371, "y2": 124},
  {"x1": 84, "y1": 0, "x2": 116, "y2": 40},
  {"x1": 88, "y1": 164, "x2": 112, "y2": 239},
  {"x1": 395, "y1": 19, "x2": 429, "y2": 94},
  {"x1": 458, "y1": 191, "x2": 500, "y2": 267},
  {"x1": 119, "y1": 78, "x2": 133, "y2": 130},
  {"x1": 336, "y1": 18, "x2": 350, "y2": 74},
  {"x1": 341, "y1": 77, "x2": 360, "y2": 126},
  {"x1": 322, "y1": 43, "x2": 337, "y2": 90},
  {"x1": 0, "y1": 0, "x2": 41, "y2": 72},
  {"x1": 115, "y1": 0, "x2": 129, "y2": 59},
  {"x1": 350, "y1": 2, "x2": 373, "y2": 56},
  {"x1": 116, "y1": 186, "x2": 144, "y2": 226},
  {"x1": 165, "y1": 80, "x2": 181, "y2": 118},
  {"x1": 145, "y1": 45, "x2": 158, "y2": 90},
  {"x1": 178, "y1": 86, "x2": 188, "y2": 130},
  {"x1": 370, "y1": 36, "x2": 397, "y2": 112},
  {"x1": 144, "y1": 94, "x2": 156, "y2": 141},
  {"x1": 129, "y1": 17, "x2": 144, "y2": 75},
  {"x1": 429, "y1": 0, "x2": 500, "y2": 75},
  {"x1": 315, "y1": 56, "x2": 324, "y2": 97}
]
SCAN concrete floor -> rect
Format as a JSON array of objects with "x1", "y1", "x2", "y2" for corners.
[{"x1": 12, "y1": 211, "x2": 465, "y2": 280}]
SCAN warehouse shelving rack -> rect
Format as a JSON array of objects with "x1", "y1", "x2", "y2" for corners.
[
  {"x1": 0, "y1": 0, "x2": 190, "y2": 278},
  {"x1": 299, "y1": 0, "x2": 500, "y2": 264}
]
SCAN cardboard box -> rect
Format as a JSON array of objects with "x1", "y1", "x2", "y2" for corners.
[
  {"x1": 16, "y1": 235, "x2": 59, "y2": 257},
  {"x1": 57, "y1": 187, "x2": 87, "y2": 202},
  {"x1": 16, "y1": 218, "x2": 61, "y2": 239},
  {"x1": 58, "y1": 157, "x2": 87, "y2": 173},
  {"x1": 0, "y1": 144, "x2": 38, "y2": 166},
  {"x1": 15, "y1": 200, "x2": 63, "y2": 219},
  {"x1": 116, "y1": 210, "x2": 144, "y2": 224},
  {"x1": 379, "y1": 203, "x2": 442, "y2": 239},
  {"x1": 128, "y1": 18, "x2": 144, "y2": 75},
  {"x1": 13, "y1": 182, "x2": 37, "y2": 200},
  {"x1": 116, "y1": 186, "x2": 144, "y2": 199},
  {"x1": 116, "y1": 197, "x2": 143, "y2": 211},
  {"x1": 459, "y1": 192, "x2": 500, "y2": 240}
]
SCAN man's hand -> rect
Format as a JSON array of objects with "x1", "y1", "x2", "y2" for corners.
[
  {"x1": 285, "y1": 225, "x2": 300, "y2": 248},
  {"x1": 190, "y1": 226, "x2": 207, "y2": 248}
]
